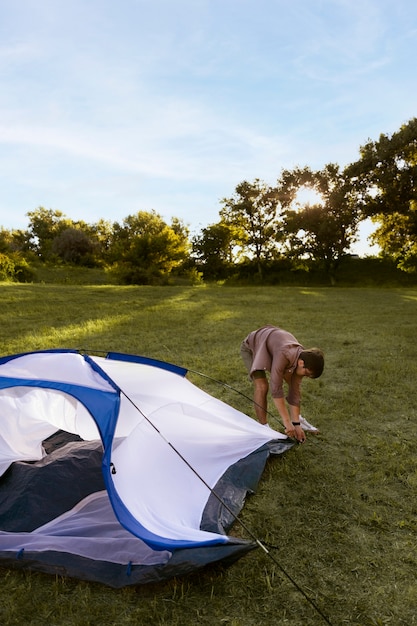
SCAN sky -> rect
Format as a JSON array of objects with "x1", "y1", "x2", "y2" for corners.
[{"x1": 1, "y1": 0, "x2": 416, "y2": 255}]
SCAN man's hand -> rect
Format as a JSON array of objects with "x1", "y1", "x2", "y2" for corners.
[
  {"x1": 284, "y1": 423, "x2": 305, "y2": 443},
  {"x1": 293, "y1": 424, "x2": 306, "y2": 443}
]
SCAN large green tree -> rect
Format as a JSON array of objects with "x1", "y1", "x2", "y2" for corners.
[
  {"x1": 88, "y1": 219, "x2": 114, "y2": 265},
  {"x1": 369, "y1": 204, "x2": 417, "y2": 271},
  {"x1": 347, "y1": 117, "x2": 417, "y2": 217},
  {"x1": 346, "y1": 117, "x2": 417, "y2": 270},
  {"x1": 110, "y1": 210, "x2": 190, "y2": 284},
  {"x1": 26, "y1": 207, "x2": 73, "y2": 261},
  {"x1": 220, "y1": 179, "x2": 283, "y2": 276},
  {"x1": 281, "y1": 164, "x2": 360, "y2": 282},
  {"x1": 0, "y1": 227, "x2": 36, "y2": 281},
  {"x1": 51, "y1": 227, "x2": 97, "y2": 266},
  {"x1": 0, "y1": 227, "x2": 30, "y2": 255},
  {"x1": 192, "y1": 221, "x2": 237, "y2": 279},
  {"x1": 26, "y1": 208, "x2": 107, "y2": 266}
]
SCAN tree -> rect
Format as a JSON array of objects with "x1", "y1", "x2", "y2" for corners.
[
  {"x1": 90, "y1": 219, "x2": 114, "y2": 261},
  {"x1": 220, "y1": 179, "x2": 283, "y2": 276},
  {"x1": 192, "y1": 222, "x2": 236, "y2": 279},
  {"x1": 0, "y1": 227, "x2": 31, "y2": 255},
  {"x1": 51, "y1": 227, "x2": 96, "y2": 265},
  {"x1": 369, "y1": 202, "x2": 417, "y2": 272},
  {"x1": 110, "y1": 210, "x2": 190, "y2": 284},
  {"x1": 0, "y1": 228, "x2": 36, "y2": 282},
  {"x1": 275, "y1": 166, "x2": 317, "y2": 209},
  {"x1": 281, "y1": 164, "x2": 360, "y2": 283},
  {"x1": 26, "y1": 207, "x2": 73, "y2": 261},
  {"x1": 346, "y1": 117, "x2": 417, "y2": 271},
  {"x1": 347, "y1": 117, "x2": 417, "y2": 217}
]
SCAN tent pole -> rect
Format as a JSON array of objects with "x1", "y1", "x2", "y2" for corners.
[{"x1": 118, "y1": 387, "x2": 332, "y2": 626}]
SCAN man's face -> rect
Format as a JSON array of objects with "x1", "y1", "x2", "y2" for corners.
[{"x1": 295, "y1": 359, "x2": 314, "y2": 378}]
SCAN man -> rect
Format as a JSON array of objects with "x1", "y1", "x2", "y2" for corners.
[{"x1": 240, "y1": 325, "x2": 324, "y2": 443}]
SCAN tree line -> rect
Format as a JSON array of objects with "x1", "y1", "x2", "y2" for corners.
[{"x1": 1, "y1": 117, "x2": 416, "y2": 285}]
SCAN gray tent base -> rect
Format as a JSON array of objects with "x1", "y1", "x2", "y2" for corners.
[
  {"x1": 0, "y1": 431, "x2": 293, "y2": 587},
  {"x1": 0, "y1": 541, "x2": 256, "y2": 588}
]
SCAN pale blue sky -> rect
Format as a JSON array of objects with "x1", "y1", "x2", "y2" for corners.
[{"x1": 1, "y1": 0, "x2": 416, "y2": 254}]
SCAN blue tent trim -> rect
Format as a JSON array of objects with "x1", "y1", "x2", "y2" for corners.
[
  {"x1": 106, "y1": 351, "x2": 188, "y2": 377},
  {"x1": 104, "y1": 473, "x2": 230, "y2": 551},
  {"x1": 0, "y1": 348, "x2": 81, "y2": 367}
]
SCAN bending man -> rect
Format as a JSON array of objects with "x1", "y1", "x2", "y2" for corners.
[{"x1": 240, "y1": 325, "x2": 324, "y2": 443}]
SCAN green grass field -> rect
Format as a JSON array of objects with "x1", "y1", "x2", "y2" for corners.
[{"x1": 1, "y1": 283, "x2": 417, "y2": 626}]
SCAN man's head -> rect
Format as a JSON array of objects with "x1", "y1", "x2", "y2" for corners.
[{"x1": 298, "y1": 348, "x2": 324, "y2": 379}]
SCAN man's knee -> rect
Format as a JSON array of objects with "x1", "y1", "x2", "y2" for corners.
[{"x1": 252, "y1": 372, "x2": 268, "y2": 392}]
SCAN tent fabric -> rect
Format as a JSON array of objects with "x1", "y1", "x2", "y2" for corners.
[{"x1": 0, "y1": 350, "x2": 294, "y2": 587}]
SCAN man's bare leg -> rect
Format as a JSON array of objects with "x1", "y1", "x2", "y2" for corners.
[{"x1": 252, "y1": 376, "x2": 269, "y2": 424}]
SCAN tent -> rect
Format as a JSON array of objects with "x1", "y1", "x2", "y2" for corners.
[{"x1": 0, "y1": 349, "x2": 294, "y2": 587}]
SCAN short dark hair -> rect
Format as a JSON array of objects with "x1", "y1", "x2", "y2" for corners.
[{"x1": 300, "y1": 348, "x2": 324, "y2": 378}]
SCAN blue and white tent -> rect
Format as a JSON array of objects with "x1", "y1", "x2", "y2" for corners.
[{"x1": 0, "y1": 350, "x2": 293, "y2": 587}]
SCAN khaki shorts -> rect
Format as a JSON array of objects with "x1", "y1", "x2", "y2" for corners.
[{"x1": 240, "y1": 341, "x2": 267, "y2": 380}]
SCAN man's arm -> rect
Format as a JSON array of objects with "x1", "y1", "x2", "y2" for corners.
[
  {"x1": 272, "y1": 397, "x2": 305, "y2": 442},
  {"x1": 288, "y1": 403, "x2": 305, "y2": 443}
]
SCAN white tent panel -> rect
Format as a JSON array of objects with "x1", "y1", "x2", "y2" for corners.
[
  {"x1": 111, "y1": 403, "x2": 276, "y2": 542},
  {"x1": 0, "y1": 386, "x2": 101, "y2": 476},
  {"x1": 1, "y1": 352, "x2": 115, "y2": 391}
]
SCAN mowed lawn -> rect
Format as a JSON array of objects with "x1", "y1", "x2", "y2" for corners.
[{"x1": 1, "y1": 283, "x2": 417, "y2": 626}]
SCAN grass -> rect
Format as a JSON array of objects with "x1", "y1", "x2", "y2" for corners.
[{"x1": 1, "y1": 283, "x2": 417, "y2": 625}]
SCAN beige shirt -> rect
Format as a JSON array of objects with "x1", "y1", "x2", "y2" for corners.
[{"x1": 243, "y1": 325, "x2": 304, "y2": 405}]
